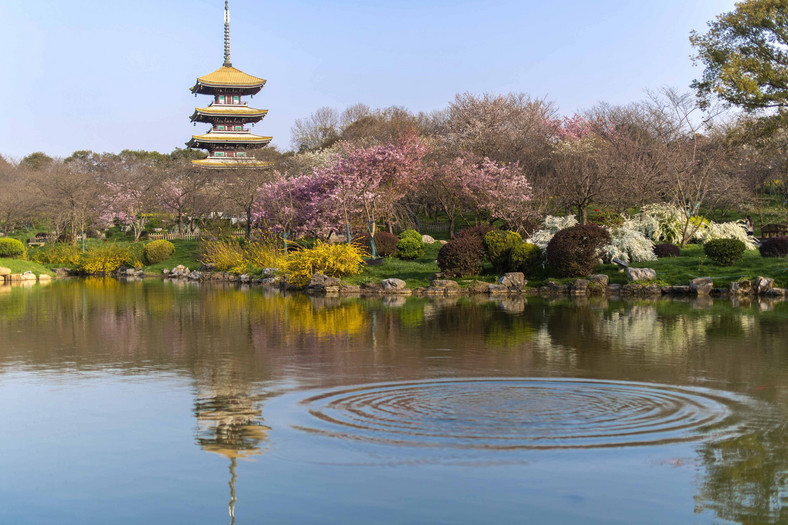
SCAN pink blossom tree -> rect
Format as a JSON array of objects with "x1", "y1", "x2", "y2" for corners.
[{"x1": 317, "y1": 130, "x2": 429, "y2": 237}]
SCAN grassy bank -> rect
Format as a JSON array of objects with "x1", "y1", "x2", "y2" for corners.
[{"x1": 0, "y1": 258, "x2": 56, "y2": 277}]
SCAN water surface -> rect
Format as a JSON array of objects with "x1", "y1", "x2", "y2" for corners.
[{"x1": 1, "y1": 280, "x2": 787, "y2": 524}]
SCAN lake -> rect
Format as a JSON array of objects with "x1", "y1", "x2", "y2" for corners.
[{"x1": 1, "y1": 279, "x2": 787, "y2": 524}]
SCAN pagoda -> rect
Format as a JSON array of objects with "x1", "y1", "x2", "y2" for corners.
[{"x1": 187, "y1": 1, "x2": 271, "y2": 168}]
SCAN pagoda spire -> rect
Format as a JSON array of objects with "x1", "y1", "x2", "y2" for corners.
[{"x1": 223, "y1": 1, "x2": 232, "y2": 67}]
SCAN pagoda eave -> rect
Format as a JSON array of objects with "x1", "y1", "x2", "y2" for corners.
[{"x1": 191, "y1": 158, "x2": 273, "y2": 169}]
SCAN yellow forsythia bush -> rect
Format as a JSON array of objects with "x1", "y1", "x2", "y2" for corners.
[
  {"x1": 79, "y1": 244, "x2": 133, "y2": 274},
  {"x1": 29, "y1": 243, "x2": 81, "y2": 266},
  {"x1": 199, "y1": 237, "x2": 284, "y2": 274},
  {"x1": 281, "y1": 240, "x2": 367, "y2": 287},
  {"x1": 198, "y1": 239, "x2": 246, "y2": 272}
]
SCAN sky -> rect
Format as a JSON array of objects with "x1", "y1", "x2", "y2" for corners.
[{"x1": 1, "y1": 0, "x2": 738, "y2": 160}]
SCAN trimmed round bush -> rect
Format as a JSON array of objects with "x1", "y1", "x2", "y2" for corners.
[
  {"x1": 144, "y1": 239, "x2": 176, "y2": 264},
  {"x1": 357, "y1": 232, "x2": 399, "y2": 258},
  {"x1": 437, "y1": 235, "x2": 485, "y2": 278},
  {"x1": 509, "y1": 242, "x2": 542, "y2": 274},
  {"x1": 653, "y1": 243, "x2": 681, "y2": 258},
  {"x1": 546, "y1": 224, "x2": 611, "y2": 277},
  {"x1": 396, "y1": 229, "x2": 424, "y2": 260},
  {"x1": 483, "y1": 230, "x2": 522, "y2": 274},
  {"x1": 703, "y1": 238, "x2": 746, "y2": 266},
  {"x1": 759, "y1": 236, "x2": 788, "y2": 258},
  {"x1": 0, "y1": 238, "x2": 26, "y2": 259}
]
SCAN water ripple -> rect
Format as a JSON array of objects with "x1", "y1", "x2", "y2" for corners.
[{"x1": 295, "y1": 378, "x2": 760, "y2": 449}]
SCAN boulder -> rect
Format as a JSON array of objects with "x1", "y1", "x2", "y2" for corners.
[
  {"x1": 588, "y1": 274, "x2": 609, "y2": 287},
  {"x1": 239, "y1": 273, "x2": 251, "y2": 283},
  {"x1": 643, "y1": 284, "x2": 662, "y2": 296},
  {"x1": 339, "y1": 284, "x2": 362, "y2": 294},
  {"x1": 261, "y1": 267, "x2": 278, "y2": 278},
  {"x1": 360, "y1": 282, "x2": 383, "y2": 294},
  {"x1": 21, "y1": 271, "x2": 36, "y2": 281},
  {"x1": 730, "y1": 280, "x2": 753, "y2": 296},
  {"x1": 498, "y1": 272, "x2": 526, "y2": 291},
  {"x1": 37, "y1": 274, "x2": 52, "y2": 281},
  {"x1": 188, "y1": 271, "x2": 202, "y2": 281},
  {"x1": 662, "y1": 285, "x2": 691, "y2": 295},
  {"x1": 305, "y1": 273, "x2": 341, "y2": 295},
  {"x1": 487, "y1": 284, "x2": 509, "y2": 295},
  {"x1": 382, "y1": 278, "x2": 407, "y2": 291},
  {"x1": 161, "y1": 269, "x2": 170, "y2": 275},
  {"x1": 606, "y1": 283, "x2": 622, "y2": 295},
  {"x1": 765, "y1": 287, "x2": 786, "y2": 297},
  {"x1": 690, "y1": 277, "x2": 714, "y2": 296},
  {"x1": 0, "y1": 267, "x2": 11, "y2": 277},
  {"x1": 622, "y1": 284, "x2": 644, "y2": 296},
  {"x1": 571, "y1": 279, "x2": 589, "y2": 295},
  {"x1": 421, "y1": 234, "x2": 436, "y2": 244},
  {"x1": 466, "y1": 281, "x2": 490, "y2": 294},
  {"x1": 425, "y1": 279, "x2": 460, "y2": 295},
  {"x1": 626, "y1": 267, "x2": 656, "y2": 282},
  {"x1": 755, "y1": 276, "x2": 775, "y2": 295}
]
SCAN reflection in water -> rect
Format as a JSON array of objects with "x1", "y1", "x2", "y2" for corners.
[{"x1": 2, "y1": 281, "x2": 788, "y2": 523}]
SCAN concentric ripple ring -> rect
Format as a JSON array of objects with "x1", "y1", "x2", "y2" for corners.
[{"x1": 296, "y1": 378, "x2": 757, "y2": 449}]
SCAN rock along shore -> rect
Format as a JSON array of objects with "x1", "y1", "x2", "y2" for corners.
[{"x1": 154, "y1": 265, "x2": 787, "y2": 301}]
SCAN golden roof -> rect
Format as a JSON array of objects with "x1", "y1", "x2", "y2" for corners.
[
  {"x1": 192, "y1": 106, "x2": 268, "y2": 117},
  {"x1": 191, "y1": 66, "x2": 266, "y2": 91},
  {"x1": 190, "y1": 131, "x2": 272, "y2": 144}
]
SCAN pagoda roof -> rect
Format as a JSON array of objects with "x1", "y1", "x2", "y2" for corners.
[
  {"x1": 190, "y1": 105, "x2": 268, "y2": 122},
  {"x1": 191, "y1": 66, "x2": 266, "y2": 94},
  {"x1": 186, "y1": 131, "x2": 272, "y2": 150},
  {"x1": 192, "y1": 158, "x2": 273, "y2": 169}
]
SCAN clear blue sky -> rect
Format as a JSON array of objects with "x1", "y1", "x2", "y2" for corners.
[{"x1": 1, "y1": 0, "x2": 737, "y2": 160}]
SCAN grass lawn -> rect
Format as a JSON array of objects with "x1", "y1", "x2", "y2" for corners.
[
  {"x1": 627, "y1": 244, "x2": 788, "y2": 288},
  {"x1": 0, "y1": 258, "x2": 55, "y2": 276},
  {"x1": 142, "y1": 239, "x2": 201, "y2": 274},
  {"x1": 346, "y1": 242, "x2": 442, "y2": 288}
]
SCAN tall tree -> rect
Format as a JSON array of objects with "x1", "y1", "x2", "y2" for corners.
[{"x1": 691, "y1": 0, "x2": 788, "y2": 112}]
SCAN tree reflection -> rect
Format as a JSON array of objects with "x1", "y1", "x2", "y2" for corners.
[{"x1": 695, "y1": 426, "x2": 788, "y2": 524}]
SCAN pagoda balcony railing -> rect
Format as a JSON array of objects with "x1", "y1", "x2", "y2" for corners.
[{"x1": 209, "y1": 102, "x2": 249, "y2": 107}]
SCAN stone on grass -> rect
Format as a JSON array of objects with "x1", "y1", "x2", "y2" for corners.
[
  {"x1": 382, "y1": 278, "x2": 407, "y2": 291},
  {"x1": 626, "y1": 267, "x2": 656, "y2": 282},
  {"x1": 0, "y1": 267, "x2": 11, "y2": 277},
  {"x1": 421, "y1": 235, "x2": 436, "y2": 244},
  {"x1": 588, "y1": 274, "x2": 609, "y2": 287}
]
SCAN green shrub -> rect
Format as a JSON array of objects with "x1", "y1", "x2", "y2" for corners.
[
  {"x1": 437, "y1": 235, "x2": 485, "y2": 278},
  {"x1": 0, "y1": 238, "x2": 26, "y2": 259},
  {"x1": 704, "y1": 238, "x2": 746, "y2": 266},
  {"x1": 483, "y1": 230, "x2": 522, "y2": 274},
  {"x1": 79, "y1": 244, "x2": 133, "y2": 274},
  {"x1": 509, "y1": 242, "x2": 542, "y2": 274},
  {"x1": 144, "y1": 239, "x2": 175, "y2": 264},
  {"x1": 546, "y1": 225, "x2": 611, "y2": 277},
  {"x1": 397, "y1": 229, "x2": 424, "y2": 260},
  {"x1": 29, "y1": 243, "x2": 81, "y2": 265},
  {"x1": 759, "y1": 237, "x2": 788, "y2": 258}
]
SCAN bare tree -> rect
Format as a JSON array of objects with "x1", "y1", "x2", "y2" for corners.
[{"x1": 290, "y1": 107, "x2": 340, "y2": 152}]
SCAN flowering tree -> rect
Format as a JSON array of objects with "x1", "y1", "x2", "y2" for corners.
[
  {"x1": 316, "y1": 130, "x2": 429, "y2": 237},
  {"x1": 253, "y1": 171, "x2": 343, "y2": 243},
  {"x1": 471, "y1": 155, "x2": 534, "y2": 234}
]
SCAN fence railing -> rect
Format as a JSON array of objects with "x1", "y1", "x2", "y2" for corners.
[{"x1": 147, "y1": 231, "x2": 245, "y2": 241}]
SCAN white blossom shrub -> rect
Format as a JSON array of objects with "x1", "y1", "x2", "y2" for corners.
[
  {"x1": 693, "y1": 221, "x2": 757, "y2": 250},
  {"x1": 527, "y1": 215, "x2": 578, "y2": 251},
  {"x1": 603, "y1": 226, "x2": 657, "y2": 263}
]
